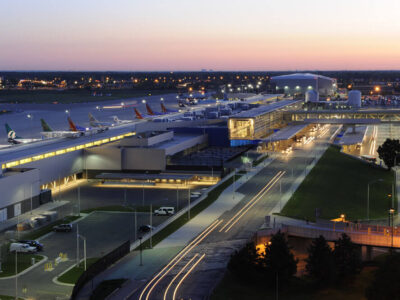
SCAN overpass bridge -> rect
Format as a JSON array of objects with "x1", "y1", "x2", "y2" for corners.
[
  {"x1": 284, "y1": 109, "x2": 400, "y2": 124},
  {"x1": 257, "y1": 218, "x2": 400, "y2": 260}
]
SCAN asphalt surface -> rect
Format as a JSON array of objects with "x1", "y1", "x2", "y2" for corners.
[
  {"x1": 129, "y1": 126, "x2": 336, "y2": 300},
  {"x1": 0, "y1": 211, "x2": 169, "y2": 300},
  {"x1": 0, "y1": 92, "x2": 183, "y2": 141}
]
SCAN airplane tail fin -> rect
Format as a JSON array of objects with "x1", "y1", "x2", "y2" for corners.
[
  {"x1": 68, "y1": 117, "x2": 78, "y2": 132},
  {"x1": 146, "y1": 103, "x2": 154, "y2": 115},
  {"x1": 161, "y1": 102, "x2": 167, "y2": 113},
  {"x1": 40, "y1": 119, "x2": 53, "y2": 132},
  {"x1": 88, "y1": 112, "x2": 98, "y2": 126},
  {"x1": 5, "y1": 123, "x2": 19, "y2": 139},
  {"x1": 134, "y1": 108, "x2": 144, "y2": 119}
]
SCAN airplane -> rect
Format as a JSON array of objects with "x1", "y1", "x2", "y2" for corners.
[
  {"x1": 134, "y1": 108, "x2": 146, "y2": 120},
  {"x1": 111, "y1": 116, "x2": 132, "y2": 124},
  {"x1": 145, "y1": 103, "x2": 163, "y2": 116},
  {"x1": 88, "y1": 112, "x2": 113, "y2": 129},
  {"x1": 160, "y1": 101, "x2": 178, "y2": 114},
  {"x1": 5, "y1": 123, "x2": 41, "y2": 144},
  {"x1": 40, "y1": 119, "x2": 82, "y2": 138}
]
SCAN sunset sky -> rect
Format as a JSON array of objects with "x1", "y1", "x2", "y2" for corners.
[{"x1": 1, "y1": 0, "x2": 400, "y2": 71}]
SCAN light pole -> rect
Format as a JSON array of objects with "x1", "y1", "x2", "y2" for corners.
[
  {"x1": 139, "y1": 237, "x2": 143, "y2": 266},
  {"x1": 389, "y1": 208, "x2": 395, "y2": 252},
  {"x1": 188, "y1": 189, "x2": 191, "y2": 220},
  {"x1": 176, "y1": 185, "x2": 179, "y2": 211},
  {"x1": 15, "y1": 250, "x2": 18, "y2": 300},
  {"x1": 78, "y1": 234, "x2": 87, "y2": 270},
  {"x1": 142, "y1": 182, "x2": 145, "y2": 207},
  {"x1": 367, "y1": 179, "x2": 383, "y2": 220}
]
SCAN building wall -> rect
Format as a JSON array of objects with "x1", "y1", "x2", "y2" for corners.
[
  {"x1": 122, "y1": 148, "x2": 166, "y2": 171},
  {"x1": 0, "y1": 168, "x2": 40, "y2": 211},
  {"x1": 85, "y1": 147, "x2": 122, "y2": 170},
  {"x1": 21, "y1": 150, "x2": 83, "y2": 185}
]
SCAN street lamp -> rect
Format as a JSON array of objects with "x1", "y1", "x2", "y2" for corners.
[{"x1": 367, "y1": 179, "x2": 383, "y2": 220}]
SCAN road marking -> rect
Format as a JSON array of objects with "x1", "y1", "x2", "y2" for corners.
[
  {"x1": 224, "y1": 171, "x2": 286, "y2": 233},
  {"x1": 140, "y1": 219, "x2": 223, "y2": 300},
  {"x1": 219, "y1": 171, "x2": 283, "y2": 233},
  {"x1": 172, "y1": 253, "x2": 206, "y2": 300},
  {"x1": 163, "y1": 254, "x2": 199, "y2": 300}
]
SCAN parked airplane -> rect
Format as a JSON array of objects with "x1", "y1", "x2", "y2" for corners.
[
  {"x1": 134, "y1": 108, "x2": 146, "y2": 120},
  {"x1": 40, "y1": 119, "x2": 82, "y2": 138},
  {"x1": 160, "y1": 101, "x2": 178, "y2": 114},
  {"x1": 67, "y1": 117, "x2": 102, "y2": 135},
  {"x1": 88, "y1": 113, "x2": 113, "y2": 129},
  {"x1": 145, "y1": 103, "x2": 164, "y2": 116},
  {"x1": 5, "y1": 123, "x2": 41, "y2": 144},
  {"x1": 112, "y1": 116, "x2": 131, "y2": 124}
]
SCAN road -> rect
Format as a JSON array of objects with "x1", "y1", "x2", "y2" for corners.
[{"x1": 116, "y1": 126, "x2": 338, "y2": 300}]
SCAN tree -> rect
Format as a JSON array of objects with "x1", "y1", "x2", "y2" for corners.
[
  {"x1": 365, "y1": 253, "x2": 400, "y2": 300},
  {"x1": 377, "y1": 138, "x2": 400, "y2": 170},
  {"x1": 260, "y1": 230, "x2": 297, "y2": 287},
  {"x1": 306, "y1": 235, "x2": 335, "y2": 285},
  {"x1": 333, "y1": 233, "x2": 362, "y2": 280},
  {"x1": 227, "y1": 241, "x2": 263, "y2": 283}
]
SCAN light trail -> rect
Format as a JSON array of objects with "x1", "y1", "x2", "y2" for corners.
[
  {"x1": 329, "y1": 125, "x2": 343, "y2": 142},
  {"x1": 218, "y1": 171, "x2": 283, "y2": 233},
  {"x1": 224, "y1": 171, "x2": 286, "y2": 233},
  {"x1": 163, "y1": 254, "x2": 199, "y2": 300},
  {"x1": 140, "y1": 219, "x2": 223, "y2": 300},
  {"x1": 172, "y1": 253, "x2": 206, "y2": 300}
]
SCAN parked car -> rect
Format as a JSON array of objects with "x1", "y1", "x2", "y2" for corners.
[
  {"x1": 53, "y1": 224, "x2": 72, "y2": 232},
  {"x1": 138, "y1": 225, "x2": 155, "y2": 233},
  {"x1": 154, "y1": 207, "x2": 175, "y2": 216},
  {"x1": 18, "y1": 240, "x2": 43, "y2": 251},
  {"x1": 9, "y1": 243, "x2": 37, "y2": 253}
]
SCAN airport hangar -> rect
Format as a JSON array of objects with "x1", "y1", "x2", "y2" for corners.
[
  {"x1": 0, "y1": 96, "x2": 306, "y2": 222},
  {"x1": 271, "y1": 73, "x2": 337, "y2": 97}
]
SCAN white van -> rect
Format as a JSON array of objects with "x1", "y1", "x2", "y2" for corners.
[
  {"x1": 154, "y1": 207, "x2": 175, "y2": 216},
  {"x1": 10, "y1": 243, "x2": 37, "y2": 253}
]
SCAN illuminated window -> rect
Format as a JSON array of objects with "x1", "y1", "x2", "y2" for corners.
[
  {"x1": 66, "y1": 147, "x2": 76, "y2": 152},
  {"x1": 5, "y1": 161, "x2": 19, "y2": 168},
  {"x1": 76, "y1": 145, "x2": 84, "y2": 150},
  {"x1": 56, "y1": 149, "x2": 66, "y2": 155},
  {"x1": 85, "y1": 142, "x2": 94, "y2": 147},
  {"x1": 32, "y1": 155, "x2": 44, "y2": 161},
  {"x1": 19, "y1": 158, "x2": 32, "y2": 164},
  {"x1": 44, "y1": 152, "x2": 55, "y2": 158}
]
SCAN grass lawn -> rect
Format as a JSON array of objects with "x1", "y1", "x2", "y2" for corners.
[
  {"x1": 81, "y1": 205, "x2": 159, "y2": 214},
  {"x1": 57, "y1": 257, "x2": 99, "y2": 284},
  {"x1": 0, "y1": 89, "x2": 176, "y2": 104},
  {"x1": 22, "y1": 215, "x2": 81, "y2": 240},
  {"x1": 281, "y1": 146, "x2": 395, "y2": 221},
  {"x1": 253, "y1": 154, "x2": 269, "y2": 166},
  {"x1": 0, "y1": 253, "x2": 43, "y2": 277},
  {"x1": 138, "y1": 174, "x2": 242, "y2": 249},
  {"x1": 211, "y1": 267, "x2": 375, "y2": 300},
  {"x1": 90, "y1": 279, "x2": 127, "y2": 300}
]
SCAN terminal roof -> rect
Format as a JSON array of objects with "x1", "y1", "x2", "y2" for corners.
[{"x1": 230, "y1": 100, "x2": 300, "y2": 119}]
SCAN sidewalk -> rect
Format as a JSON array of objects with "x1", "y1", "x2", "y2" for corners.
[{"x1": 76, "y1": 156, "x2": 275, "y2": 299}]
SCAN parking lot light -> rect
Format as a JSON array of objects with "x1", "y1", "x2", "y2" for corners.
[{"x1": 139, "y1": 237, "x2": 143, "y2": 266}]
